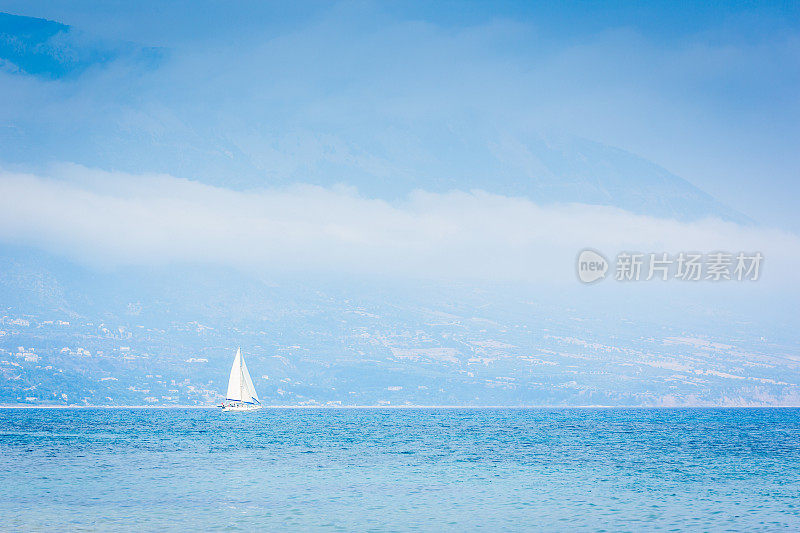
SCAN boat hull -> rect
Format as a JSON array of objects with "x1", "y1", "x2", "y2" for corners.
[{"x1": 221, "y1": 403, "x2": 262, "y2": 412}]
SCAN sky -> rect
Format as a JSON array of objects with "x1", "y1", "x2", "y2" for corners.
[{"x1": 0, "y1": 0, "x2": 798, "y2": 279}]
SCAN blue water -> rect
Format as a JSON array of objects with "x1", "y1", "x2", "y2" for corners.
[{"x1": 1, "y1": 408, "x2": 798, "y2": 531}]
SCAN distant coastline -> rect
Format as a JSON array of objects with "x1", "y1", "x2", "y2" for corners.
[{"x1": 2, "y1": 404, "x2": 799, "y2": 409}]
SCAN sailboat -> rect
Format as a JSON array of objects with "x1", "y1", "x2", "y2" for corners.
[{"x1": 221, "y1": 347, "x2": 262, "y2": 411}]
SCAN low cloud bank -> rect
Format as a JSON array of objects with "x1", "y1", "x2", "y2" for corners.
[{"x1": 1, "y1": 165, "x2": 798, "y2": 285}]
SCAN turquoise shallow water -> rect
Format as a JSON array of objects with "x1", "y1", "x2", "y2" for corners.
[{"x1": 1, "y1": 408, "x2": 798, "y2": 531}]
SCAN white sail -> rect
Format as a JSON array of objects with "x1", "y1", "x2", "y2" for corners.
[
  {"x1": 225, "y1": 347, "x2": 260, "y2": 406},
  {"x1": 240, "y1": 355, "x2": 260, "y2": 404},
  {"x1": 225, "y1": 348, "x2": 243, "y2": 401}
]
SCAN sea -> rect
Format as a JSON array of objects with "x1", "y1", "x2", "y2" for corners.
[{"x1": 1, "y1": 407, "x2": 798, "y2": 531}]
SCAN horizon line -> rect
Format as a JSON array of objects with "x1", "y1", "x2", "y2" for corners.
[{"x1": 2, "y1": 404, "x2": 800, "y2": 409}]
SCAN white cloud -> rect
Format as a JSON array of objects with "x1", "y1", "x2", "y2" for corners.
[{"x1": 0, "y1": 165, "x2": 798, "y2": 285}]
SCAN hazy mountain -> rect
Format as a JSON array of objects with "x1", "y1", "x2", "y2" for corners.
[
  {"x1": 0, "y1": 13, "x2": 790, "y2": 407},
  {"x1": 1, "y1": 245, "x2": 797, "y2": 407},
  {"x1": 0, "y1": 12, "x2": 748, "y2": 224}
]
